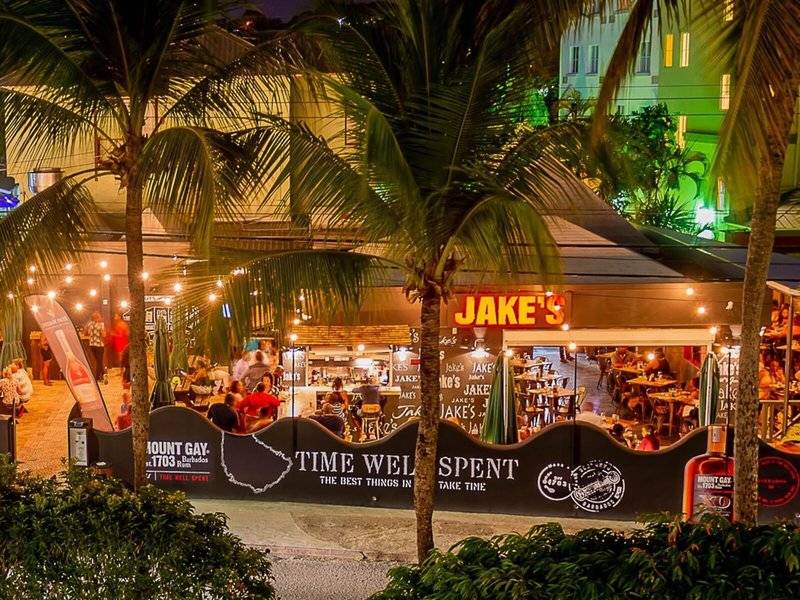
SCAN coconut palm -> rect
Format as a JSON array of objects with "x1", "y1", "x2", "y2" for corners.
[
  {"x1": 180, "y1": 0, "x2": 596, "y2": 562},
  {"x1": 0, "y1": 0, "x2": 299, "y2": 488},
  {"x1": 593, "y1": 0, "x2": 800, "y2": 524}
]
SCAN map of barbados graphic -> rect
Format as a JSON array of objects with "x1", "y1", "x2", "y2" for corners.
[{"x1": 220, "y1": 432, "x2": 293, "y2": 493}]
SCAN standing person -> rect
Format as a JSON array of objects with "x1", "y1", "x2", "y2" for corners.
[
  {"x1": 232, "y1": 350, "x2": 250, "y2": 383},
  {"x1": 85, "y1": 312, "x2": 106, "y2": 382},
  {"x1": 39, "y1": 334, "x2": 53, "y2": 386},
  {"x1": 110, "y1": 314, "x2": 129, "y2": 368},
  {"x1": 243, "y1": 351, "x2": 270, "y2": 391}
]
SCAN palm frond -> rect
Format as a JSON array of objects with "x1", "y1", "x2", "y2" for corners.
[{"x1": 0, "y1": 175, "x2": 99, "y2": 294}]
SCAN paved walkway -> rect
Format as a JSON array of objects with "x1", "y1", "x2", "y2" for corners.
[{"x1": 191, "y1": 499, "x2": 634, "y2": 562}]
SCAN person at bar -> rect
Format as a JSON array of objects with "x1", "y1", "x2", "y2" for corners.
[{"x1": 309, "y1": 402, "x2": 345, "y2": 438}]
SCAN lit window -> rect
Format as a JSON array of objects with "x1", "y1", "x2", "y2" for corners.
[
  {"x1": 587, "y1": 45, "x2": 599, "y2": 74},
  {"x1": 637, "y1": 35, "x2": 652, "y2": 73},
  {"x1": 720, "y1": 73, "x2": 731, "y2": 110},
  {"x1": 664, "y1": 34, "x2": 674, "y2": 68},
  {"x1": 676, "y1": 115, "x2": 687, "y2": 148},
  {"x1": 724, "y1": 0, "x2": 734, "y2": 22},
  {"x1": 716, "y1": 178, "x2": 727, "y2": 211},
  {"x1": 569, "y1": 46, "x2": 580, "y2": 74},
  {"x1": 680, "y1": 32, "x2": 690, "y2": 67}
]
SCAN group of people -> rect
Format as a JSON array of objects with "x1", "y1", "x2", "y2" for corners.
[
  {"x1": 760, "y1": 301, "x2": 800, "y2": 401},
  {"x1": 0, "y1": 358, "x2": 34, "y2": 416}
]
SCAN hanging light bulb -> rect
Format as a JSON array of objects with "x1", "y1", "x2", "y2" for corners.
[
  {"x1": 289, "y1": 333, "x2": 298, "y2": 343},
  {"x1": 685, "y1": 287, "x2": 695, "y2": 296},
  {"x1": 6, "y1": 292, "x2": 13, "y2": 300},
  {"x1": 561, "y1": 323, "x2": 570, "y2": 331},
  {"x1": 709, "y1": 325, "x2": 719, "y2": 335},
  {"x1": 64, "y1": 263, "x2": 73, "y2": 271},
  {"x1": 292, "y1": 317, "x2": 301, "y2": 326},
  {"x1": 99, "y1": 260, "x2": 108, "y2": 269},
  {"x1": 89, "y1": 288, "x2": 97, "y2": 297},
  {"x1": 46, "y1": 290, "x2": 56, "y2": 300},
  {"x1": 697, "y1": 305, "x2": 707, "y2": 315},
  {"x1": 357, "y1": 343, "x2": 365, "y2": 352},
  {"x1": 216, "y1": 279, "x2": 224, "y2": 289},
  {"x1": 102, "y1": 273, "x2": 111, "y2": 282},
  {"x1": 26, "y1": 277, "x2": 34, "y2": 285},
  {"x1": 64, "y1": 275, "x2": 73, "y2": 285},
  {"x1": 568, "y1": 342, "x2": 577, "y2": 352},
  {"x1": 30, "y1": 304, "x2": 38, "y2": 313},
  {"x1": 141, "y1": 271, "x2": 150, "y2": 281},
  {"x1": 74, "y1": 302, "x2": 84, "y2": 311},
  {"x1": 28, "y1": 265, "x2": 36, "y2": 273},
  {"x1": 173, "y1": 282, "x2": 183, "y2": 293},
  {"x1": 208, "y1": 292, "x2": 218, "y2": 302},
  {"x1": 119, "y1": 300, "x2": 129, "y2": 309}
]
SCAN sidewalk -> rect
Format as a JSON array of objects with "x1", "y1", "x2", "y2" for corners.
[{"x1": 190, "y1": 499, "x2": 635, "y2": 562}]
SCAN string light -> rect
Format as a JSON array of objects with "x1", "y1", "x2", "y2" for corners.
[
  {"x1": 647, "y1": 352, "x2": 655, "y2": 361},
  {"x1": 292, "y1": 317, "x2": 301, "y2": 326},
  {"x1": 173, "y1": 282, "x2": 183, "y2": 292},
  {"x1": 208, "y1": 293, "x2": 217, "y2": 302},
  {"x1": 102, "y1": 273, "x2": 111, "y2": 282},
  {"x1": 74, "y1": 303, "x2": 83, "y2": 311},
  {"x1": 64, "y1": 263, "x2": 73, "y2": 271},
  {"x1": 30, "y1": 304, "x2": 38, "y2": 313},
  {"x1": 357, "y1": 343, "x2": 365, "y2": 352},
  {"x1": 120, "y1": 300, "x2": 128, "y2": 309},
  {"x1": 46, "y1": 290, "x2": 56, "y2": 300},
  {"x1": 28, "y1": 265, "x2": 36, "y2": 273},
  {"x1": 64, "y1": 275, "x2": 73, "y2": 284},
  {"x1": 709, "y1": 325, "x2": 719, "y2": 335},
  {"x1": 685, "y1": 287, "x2": 695, "y2": 296},
  {"x1": 5, "y1": 293, "x2": 13, "y2": 300},
  {"x1": 561, "y1": 323, "x2": 570, "y2": 331},
  {"x1": 215, "y1": 279, "x2": 224, "y2": 289},
  {"x1": 89, "y1": 289, "x2": 97, "y2": 297},
  {"x1": 298, "y1": 293, "x2": 305, "y2": 302},
  {"x1": 289, "y1": 333, "x2": 298, "y2": 343},
  {"x1": 568, "y1": 342, "x2": 577, "y2": 352},
  {"x1": 99, "y1": 260, "x2": 108, "y2": 269},
  {"x1": 141, "y1": 272, "x2": 149, "y2": 281},
  {"x1": 697, "y1": 306, "x2": 707, "y2": 315},
  {"x1": 26, "y1": 277, "x2": 34, "y2": 285}
]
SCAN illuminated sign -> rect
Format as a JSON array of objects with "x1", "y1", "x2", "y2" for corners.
[{"x1": 453, "y1": 294, "x2": 565, "y2": 328}]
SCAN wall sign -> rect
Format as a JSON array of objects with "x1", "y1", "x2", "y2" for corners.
[
  {"x1": 452, "y1": 294, "x2": 566, "y2": 327},
  {"x1": 90, "y1": 411, "x2": 800, "y2": 521}
]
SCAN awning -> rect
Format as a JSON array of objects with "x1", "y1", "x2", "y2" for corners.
[{"x1": 503, "y1": 327, "x2": 715, "y2": 348}]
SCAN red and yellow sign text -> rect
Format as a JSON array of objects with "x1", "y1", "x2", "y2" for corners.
[{"x1": 453, "y1": 294, "x2": 566, "y2": 328}]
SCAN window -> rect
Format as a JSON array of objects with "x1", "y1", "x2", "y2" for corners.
[
  {"x1": 680, "y1": 32, "x2": 690, "y2": 67},
  {"x1": 720, "y1": 73, "x2": 731, "y2": 110},
  {"x1": 637, "y1": 36, "x2": 652, "y2": 73},
  {"x1": 723, "y1": 0, "x2": 734, "y2": 22},
  {"x1": 716, "y1": 178, "x2": 728, "y2": 211},
  {"x1": 587, "y1": 45, "x2": 599, "y2": 74},
  {"x1": 569, "y1": 46, "x2": 580, "y2": 74},
  {"x1": 676, "y1": 115, "x2": 687, "y2": 148},
  {"x1": 664, "y1": 33, "x2": 674, "y2": 67}
]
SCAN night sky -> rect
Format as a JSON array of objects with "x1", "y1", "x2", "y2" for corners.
[{"x1": 257, "y1": 0, "x2": 315, "y2": 21}]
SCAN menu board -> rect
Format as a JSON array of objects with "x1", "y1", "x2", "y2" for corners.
[
  {"x1": 384, "y1": 329, "x2": 495, "y2": 436},
  {"x1": 281, "y1": 349, "x2": 308, "y2": 386}
]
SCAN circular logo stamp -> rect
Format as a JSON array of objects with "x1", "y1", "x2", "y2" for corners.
[
  {"x1": 758, "y1": 456, "x2": 799, "y2": 508},
  {"x1": 570, "y1": 460, "x2": 625, "y2": 512},
  {"x1": 537, "y1": 463, "x2": 573, "y2": 502}
]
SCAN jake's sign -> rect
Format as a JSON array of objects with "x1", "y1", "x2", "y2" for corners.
[{"x1": 453, "y1": 294, "x2": 566, "y2": 328}]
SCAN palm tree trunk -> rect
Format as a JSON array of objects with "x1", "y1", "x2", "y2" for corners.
[
  {"x1": 413, "y1": 291, "x2": 441, "y2": 563},
  {"x1": 125, "y1": 173, "x2": 149, "y2": 490},
  {"x1": 734, "y1": 84, "x2": 798, "y2": 524}
]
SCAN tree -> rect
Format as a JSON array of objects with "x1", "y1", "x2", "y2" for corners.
[
  {"x1": 182, "y1": 0, "x2": 594, "y2": 562},
  {"x1": 593, "y1": 0, "x2": 800, "y2": 524},
  {"x1": 0, "y1": 0, "x2": 292, "y2": 488}
]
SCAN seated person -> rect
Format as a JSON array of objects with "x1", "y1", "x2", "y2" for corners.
[
  {"x1": 243, "y1": 352, "x2": 270, "y2": 391},
  {"x1": 609, "y1": 423, "x2": 633, "y2": 448},
  {"x1": 116, "y1": 391, "x2": 132, "y2": 430},
  {"x1": 611, "y1": 347, "x2": 632, "y2": 368},
  {"x1": 325, "y1": 377, "x2": 350, "y2": 416},
  {"x1": 309, "y1": 402, "x2": 345, "y2": 437},
  {"x1": 10, "y1": 360, "x2": 33, "y2": 403},
  {"x1": 237, "y1": 382, "x2": 280, "y2": 418},
  {"x1": 769, "y1": 359, "x2": 786, "y2": 385},
  {"x1": 759, "y1": 360, "x2": 775, "y2": 400},
  {"x1": 207, "y1": 393, "x2": 239, "y2": 433},
  {"x1": 575, "y1": 401, "x2": 605, "y2": 426},
  {"x1": 247, "y1": 406, "x2": 274, "y2": 433},
  {"x1": 187, "y1": 366, "x2": 214, "y2": 400},
  {"x1": 261, "y1": 372, "x2": 281, "y2": 397},
  {"x1": 644, "y1": 349, "x2": 670, "y2": 378},
  {"x1": 638, "y1": 424, "x2": 660, "y2": 451}
]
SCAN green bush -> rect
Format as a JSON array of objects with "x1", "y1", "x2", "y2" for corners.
[
  {"x1": 0, "y1": 458, "x2": 274, "y2": 599},
  {"x1": 372, "y1": 516, "x2": 800, "y2": 600}
]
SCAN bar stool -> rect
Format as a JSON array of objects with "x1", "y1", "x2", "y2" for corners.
[{"x1": 361, "y1": 404, "x2": 382, "y2": 441}]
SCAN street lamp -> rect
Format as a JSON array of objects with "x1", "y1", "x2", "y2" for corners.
[
  {"x1": 568, "y1": 342, "x2": 578, "y2": 418},
  {"x1": 289, "y1": 333, "x2": 298, "y2": 418}
]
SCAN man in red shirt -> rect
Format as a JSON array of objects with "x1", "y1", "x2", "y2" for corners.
[{"x1": 237, "y1": 382, "x2": 280, "y2": 419}]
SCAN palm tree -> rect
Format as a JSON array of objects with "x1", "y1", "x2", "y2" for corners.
[
  {"x1": 593, "y1": 0, "x2": 800, "y2": 524},
  {"x1": 181, "y1": 0, "x2": 595, "y2": 562},
  {"x1": 0, "y1": 0, "x2": 294, "y2": 488}
]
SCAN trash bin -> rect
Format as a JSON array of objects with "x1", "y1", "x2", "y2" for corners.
[
  {"x1": 0, "y1": 415, "x2": 15, "y2": 461},
  {"x1": 68, "y1": 418, "x2": 96, "y2": 467}
]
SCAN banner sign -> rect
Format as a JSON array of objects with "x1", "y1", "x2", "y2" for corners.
[
  {"x1": 27, "y1": 295, "x2": 113, "y2": 432},
  {"x1": 91, "y1": 410, "x2": 800, "y2": 521},
  {"x1": 452, "y1": 294, "x2": 566, "y2": 328}
]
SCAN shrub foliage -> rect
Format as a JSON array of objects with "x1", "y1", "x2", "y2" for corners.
[
  {"x1": 372, "y1": 516, "x2": 800, "y2": 600},
  {"x1": 0, "y1": 459, "x2": 274, "y2": 599}
]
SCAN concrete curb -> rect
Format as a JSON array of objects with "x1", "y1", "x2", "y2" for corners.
[{"x1": 253, "y1": 543, "x2": 413, "y2": 563}]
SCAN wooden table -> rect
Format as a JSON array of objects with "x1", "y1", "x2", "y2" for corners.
[
  {"x1": 613, "y1": 365, "x2": 642, "y2": 376},
  {"x1": 627, "y1": 376, "x2": 677, "y2": 389},
  {"x1": 648, "y1": 391, "x2": 695, "y2": 437},
  {"x1": 528, "y1": 387, "x2": 576, "y2": 423}
]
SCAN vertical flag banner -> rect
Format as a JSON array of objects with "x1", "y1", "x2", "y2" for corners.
[{"x1": 25, "y1": 295, "x2": 113, "y2": 431}]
